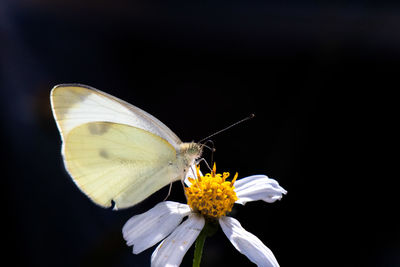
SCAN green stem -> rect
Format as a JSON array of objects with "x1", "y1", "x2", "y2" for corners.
[
  {"x1": 193, "y1": 228, "x2": 207, "y2": 267},
  {"x1": 192, "y1": 220, "x2": 218, "y2": 267}
]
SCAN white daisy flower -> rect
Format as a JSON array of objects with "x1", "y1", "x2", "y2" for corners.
[{"x1": 123, "y1": 164, "x2": 287, "y2": 267}]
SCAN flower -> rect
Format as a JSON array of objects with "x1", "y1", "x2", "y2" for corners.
[{"x1": 123, "y1": 164, "x2": 287, "y2": 267}]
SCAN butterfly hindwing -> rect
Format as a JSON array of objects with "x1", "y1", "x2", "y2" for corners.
[{"x1": 63, "y1": 121, "x2": 180, "y2": 209}]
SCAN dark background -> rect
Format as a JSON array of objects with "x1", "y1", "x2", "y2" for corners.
[{"x1": 1, "y1": 1, "x2": 398, "y2": 266}]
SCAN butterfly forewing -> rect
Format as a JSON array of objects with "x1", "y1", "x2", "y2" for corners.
[{"x1": 51, "y1": 84, "x2": 182, "y2": 149}]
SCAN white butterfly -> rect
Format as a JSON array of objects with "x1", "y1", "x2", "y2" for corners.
[{"x1": 50, "y1": 84, "x2": 202, "y2": 210}]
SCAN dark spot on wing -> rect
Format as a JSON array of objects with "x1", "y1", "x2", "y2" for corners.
[
  {"x1": 76, "y1": 87, "x2": 91, "y2": 101},
  {"x1": 99, "y1": 149, "x2": 109, "y2": 159},
  {"x1": 88, "y1": 123, "x2": 109, "y2": 135}
]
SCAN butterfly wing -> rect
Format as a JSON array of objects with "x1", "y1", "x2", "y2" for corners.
[
  {"x1": 50, "y1": 84, "x2": 188, "y2": 209},
  {"x1": 64, "y1": 121, "x2": 181, "y2": 209},
  {"x1": 50, "y1": 84, "x2": 182, "y2": 150}
]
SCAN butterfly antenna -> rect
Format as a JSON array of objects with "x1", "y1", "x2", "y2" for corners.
[{"x1": 198, "y1": 113, "x2": 255, "y2": 143}]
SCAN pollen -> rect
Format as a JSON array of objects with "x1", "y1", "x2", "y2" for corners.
[{"x1": 185, "y1": 163, "x2": 238, "y2": 219}]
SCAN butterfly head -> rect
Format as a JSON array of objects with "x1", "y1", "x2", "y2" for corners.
[
  {"x1": 181, "y1": 142, "x2": 202, "y2": 158},
  {"x1": 179, "y1": 142, "x2": 203, "y2": 169}
]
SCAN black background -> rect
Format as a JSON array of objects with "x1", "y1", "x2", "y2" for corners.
[{"x1": 1, "y1": 1, "x2": 398, "y2": 266}]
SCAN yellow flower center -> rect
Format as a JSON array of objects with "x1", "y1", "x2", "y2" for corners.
[{"x1": 185, "y1": 163, "x2": 238, "y2": 219}]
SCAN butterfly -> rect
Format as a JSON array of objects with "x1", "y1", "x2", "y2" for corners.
[{"x1": 50, "y1": 84, "x2": 202, "y2": 210}]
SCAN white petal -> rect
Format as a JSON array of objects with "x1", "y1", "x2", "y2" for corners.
[
  {"x1": 184, "y1": 164, "x2": 203, "y2": 187},
  {"x1": 151, "y1": 214, "x2": 205, "y2": 267},
  {"x1": 219, "y1": 216, "x2": 280, "y2": 267},
  {"x1": 184, "y1": 164, "x2": 197, "y2": 187},
  {"x1": 122, "y1": 201, "x2": 191, "y2": 254},
  {"x1": 234, "y1": 175, "x2": 287, "y2": 205}
]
